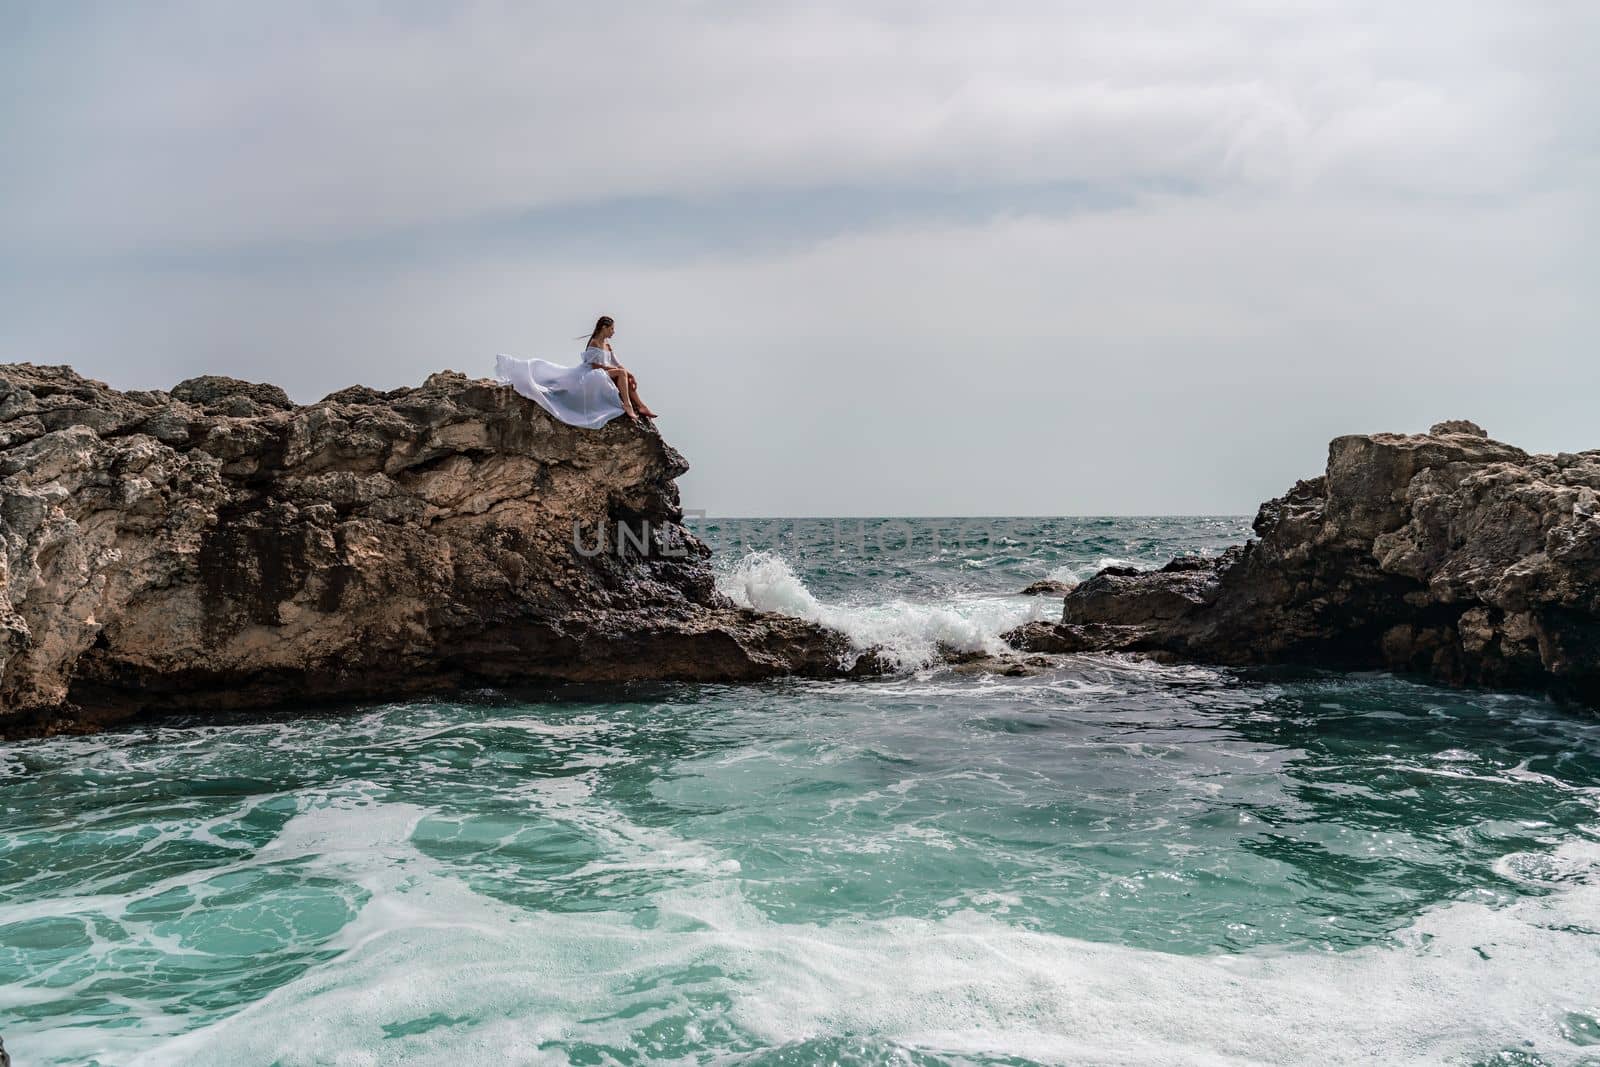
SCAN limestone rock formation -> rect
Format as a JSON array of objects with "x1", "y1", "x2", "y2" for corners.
[
  {"x1": 1008, "y1": 424, "x2": 1600, "y2": 705},
  {"x1": 0, "y1": 364, "x2": 867, "y2": 736}
]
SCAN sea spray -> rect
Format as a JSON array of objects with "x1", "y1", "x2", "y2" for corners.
[{"x1": 717, "y1": 551, "x2": 1050, "y2": 669}]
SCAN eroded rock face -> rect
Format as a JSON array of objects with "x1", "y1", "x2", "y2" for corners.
[
  {"x1": 1008, "y1": 424, "x2": 1600, "y2": 705},
  {"x1": 0, "y1": 364, "x2": 865, "y2": 736}
]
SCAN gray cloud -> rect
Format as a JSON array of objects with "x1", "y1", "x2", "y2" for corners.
[{"x1": 2, "y1": 0, "x2": 1595, "y2": 514}]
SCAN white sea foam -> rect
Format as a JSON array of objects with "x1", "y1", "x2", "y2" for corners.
[
  {"x1": 1046, "y1": 554, "x2": 1147, "y2": 584},
  {"x1": 94, "y1": 805, "x2": 1600, "y2": 1067},
  {"x1": 717, "y1": 551, "x2": 1046, "y2": 670}
]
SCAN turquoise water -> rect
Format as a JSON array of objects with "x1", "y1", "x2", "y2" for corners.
[{"x1": 3, "y1": 518, "x2": 1600, "y2": 1065}]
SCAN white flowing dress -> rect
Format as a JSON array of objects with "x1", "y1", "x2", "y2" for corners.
[{"x1": 495, "y1": 345, "x2": 626, "y2": 428}]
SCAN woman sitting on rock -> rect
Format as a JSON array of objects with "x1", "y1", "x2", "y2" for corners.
[{"x1": 495, "y1": 315, "x2": 656, "y2": 427}]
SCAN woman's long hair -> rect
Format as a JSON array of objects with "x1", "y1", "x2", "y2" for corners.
[{"x1": 580, "y1": 316, "x2": 614, "y2": 344}]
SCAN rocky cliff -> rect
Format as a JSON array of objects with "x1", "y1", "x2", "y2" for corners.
[
  {"x1": 1009, "y1": 421, "x2": 1600, "y2": 705},
  {"x1": 0, "y1": 364, "x2": 863, "y2": 736}
]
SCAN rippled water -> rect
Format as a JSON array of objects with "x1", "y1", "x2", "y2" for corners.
[{"x1": 3, "y1": 518, "x2": 1599, "y2": 1066}]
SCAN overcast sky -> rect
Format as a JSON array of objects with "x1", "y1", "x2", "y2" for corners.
[{"x1": 2, "y1": 1, "x2": 1595, "y2": 515}]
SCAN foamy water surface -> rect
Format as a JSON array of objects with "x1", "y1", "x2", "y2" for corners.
[{"x1": 4, "y1": 518, "x2": 1599, "y2": 1065}]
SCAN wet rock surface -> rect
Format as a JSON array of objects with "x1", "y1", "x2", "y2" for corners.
[
  {"x1": 1019, "y1": 579, "x2": 1076, "y2": 597},
  {"x1": 0, "y1": 364, "x2": 867, "y2": 737}
]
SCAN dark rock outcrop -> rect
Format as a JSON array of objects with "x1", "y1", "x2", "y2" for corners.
[
  {"x1": 1019, "y1": 579, "x2": 1075, "y2": 597},
  {"x1": 1007, "y1": 424, "x2": 1600, "y2": 705},
  {"x1": 0, "y1": 364, "x2": 870, "y2": 737}
]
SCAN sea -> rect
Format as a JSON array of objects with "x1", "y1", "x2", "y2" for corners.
[{"x1": 3, "y1": 517, "x2": 1599, "y2": 1066}]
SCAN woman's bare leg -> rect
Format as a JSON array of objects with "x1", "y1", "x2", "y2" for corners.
[
  {"x1": 604, "y1": 367, "x2": 638, "y2": 418},
  {"x1": 626, "y1": 373, "x2": 656, "y2": 418}
]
